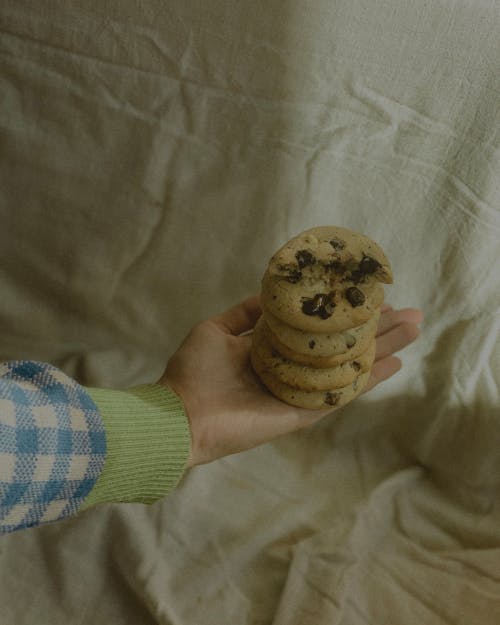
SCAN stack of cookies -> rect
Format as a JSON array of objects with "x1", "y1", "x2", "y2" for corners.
[{"x1": 251, "y1": 226, "x2": 393, "y2": 409}]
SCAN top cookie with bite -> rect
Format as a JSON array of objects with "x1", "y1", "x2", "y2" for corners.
[
  {"x1": 261, "y1": 226, "x2": 392, "y2": 332},
  {"x1": 267, "y1": 226, "x2": 392, "y2": 285}
]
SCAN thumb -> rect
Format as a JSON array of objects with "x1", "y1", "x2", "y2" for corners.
[{"x1": 211, "y1": 295, "x2": 262, "y2": 336}]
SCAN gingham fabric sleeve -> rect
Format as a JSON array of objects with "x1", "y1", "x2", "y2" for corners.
[{"x1": 0, "y1": 361, "x2": 106, "y2": 534}]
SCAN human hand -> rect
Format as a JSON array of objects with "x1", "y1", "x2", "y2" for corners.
[{"x1": 159, "y1": 296, "x2": 423, "y2": 467}]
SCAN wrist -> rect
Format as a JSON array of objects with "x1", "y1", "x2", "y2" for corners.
[
  {"x1": 83, "y1": 383, "x2": 191, "y2": 508},
  {"x1": 159, "y1": 374, "x2": 200, "y2": 467}
]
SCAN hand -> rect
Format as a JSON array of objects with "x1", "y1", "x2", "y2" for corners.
[{"x1": 159, "y1": 296, "x2": 423, "y2": 467}]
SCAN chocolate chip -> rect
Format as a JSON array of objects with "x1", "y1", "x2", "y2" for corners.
[
  {"x1": 351, "y1": 361, "x2": 361, "y2": 371},
  {"x1": 349, "y1": 269, "x2": 366, "y2": 284},
  {"x1": 345, "y1": 287, "x2": 365, "y2": 307},
  {"x1": 277, "y1": 263, "x2": 303, "y2": 283},
  {"x1": 285, "y1": 269, "x2": 302, "y2": 283},
  {"x1": 330, "y1": 238, "x2": 345, "y2": 250},
  {"x1": 325, "y1": 392, "x2": 340, "y2": 406},
  {"x1": 308, "y1": 340, "x2": 316, "y2": 349},
  {"x1": 295, "y1": 250, "x2": 316, "y2": 269},
  {"x1": 302, "y1": 297, "x2": 320, "y2": 316},
  {"x1": 271, "y1": 349, "x2": 280, "y2": 358},
  {"x1": 345, "y1": 334, "x2": 356, "y2": 348},
  {"x1": 359, "y1": 254, "x2": 381, "y2": 275},
  {"x1": 325, "y1": 260, "x2": 345, "y2": 275},
  {"x1": 302, "y1": 292, "x2": 336, "y2": 319},
  {"x1": 318, "y1": 308, "x2": 332, "y2": 320}
]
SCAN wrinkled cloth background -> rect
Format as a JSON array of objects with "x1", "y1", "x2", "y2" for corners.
[{"x1": 1, "y1": 1, "x2": 499, "y2": 623}]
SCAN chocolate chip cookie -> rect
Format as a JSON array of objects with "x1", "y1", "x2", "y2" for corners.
[
  {"x1": 261, "y1": 226, "x2": 391, "y2": 333},
  {"x1": 251, "y1": 351, "x2": 371, "y2": 409},
  {"x1": 252, "y1": 317, "x2": 376, "y2": 391},
  {"x1": 251, "y1": 225, "x2": 391, "y2": 409},
  {"x1": 264, "y1": 308, "x2": 380, "y2": 358}
]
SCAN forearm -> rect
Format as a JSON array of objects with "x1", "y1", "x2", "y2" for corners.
[{"x1": 0, "y1": 361, "x2": 190, "y2": 534}]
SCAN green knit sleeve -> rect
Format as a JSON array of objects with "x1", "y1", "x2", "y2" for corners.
[{"x1": 82, "y1": 384, "x2": 191, "y2": 508}]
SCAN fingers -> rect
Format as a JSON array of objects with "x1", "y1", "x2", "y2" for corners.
[
  {"x1": 362, "y1": 356, "x2": 402, "y2": 393},
  {"x1": 375, "y1": 321, "x2": 420, "y2": 360},
  {"x1": 362, "y1": 306, "x2": 423, "y2": 395},
  {"x1": 377, "y1": 307, "x2": 423, "y2": 336},
  {"x1": 211, "y1": 295, "x2": 262, "y2": 335}
]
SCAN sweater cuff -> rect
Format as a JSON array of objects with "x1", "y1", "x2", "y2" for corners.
[{"x1": 81, "y1": 384, "x2": 191, "y2": 508}]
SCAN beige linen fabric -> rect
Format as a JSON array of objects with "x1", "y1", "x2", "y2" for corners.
[{"x1": 1, "y1": 1, "x2": 499, "y2": 623}]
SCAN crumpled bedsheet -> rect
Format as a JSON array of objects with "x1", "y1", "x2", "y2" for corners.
[{"x1": 1, "y1": 1, "x2": 499, "y2": 623}]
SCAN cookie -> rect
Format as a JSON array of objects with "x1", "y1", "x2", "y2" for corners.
[
  {"x1": 259, "y1": 314, "x2": 379, "y2": 368},
  {"x1": 261, "y1": 225, "x2": 391, "y2": 333},
  {"x1": 251, "y1": 352, "x2": 371, "y2": 409},
  {"x1": 252, "y1": 318, "x2": 376, "y2": 391},
  {"x1": 262, "y1": 271, "x2": 385, "y2": 333},
  {"x1": 264, "y1": 308, "x2": 380, "y2": 357}
]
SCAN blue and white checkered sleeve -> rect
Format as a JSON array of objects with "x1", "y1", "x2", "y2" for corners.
[{"x1": 0, "y1": 361, "x2": 106, "y2": 534}]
